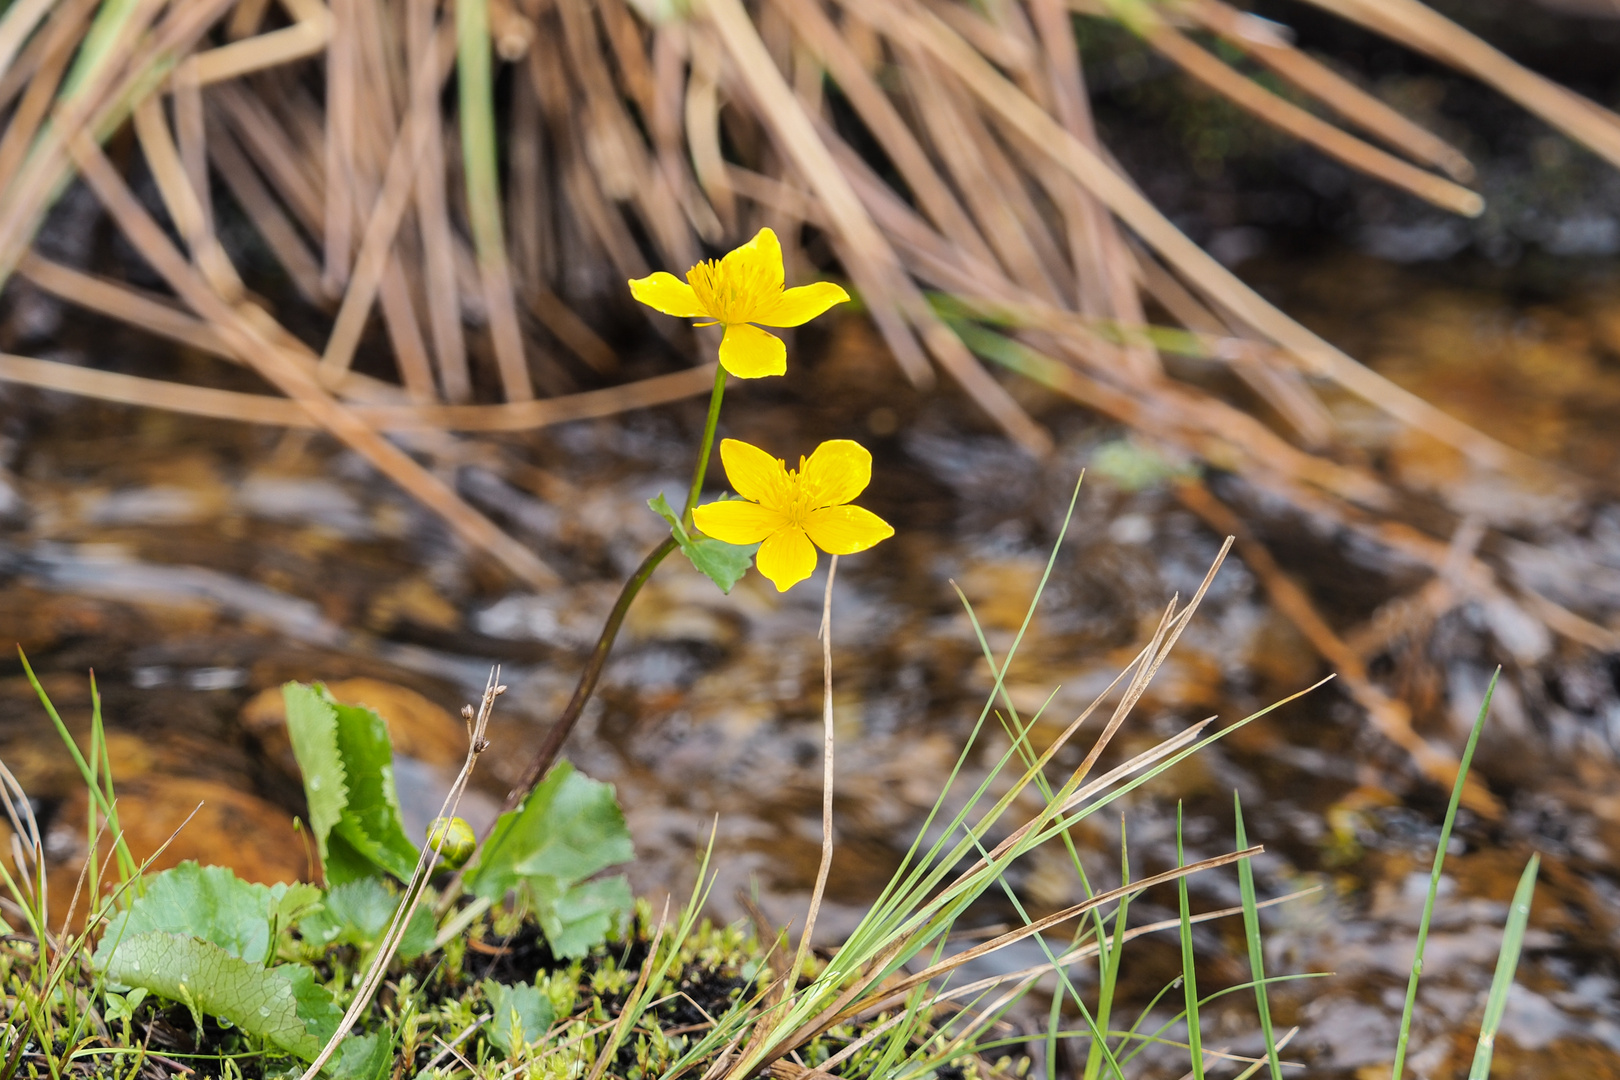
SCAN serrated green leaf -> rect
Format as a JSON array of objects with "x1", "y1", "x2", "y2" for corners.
[
  {"x1": 283, "y1": 683, "x2": 350, "y2": 868},
  {"x1": 465, "y1": 762, "x2": 634, "y2": 957},
  {"x1": 298, "y1": 879, "x2": 435, "y2": 960},
  {"x1": 648, "y1": 492, "x2": 760, "y2": 594},
  {"x1": 94, "y1": 862, "x2": 300, "y2": 968},
  {"x1": 482, "y1": 979, "x2": 554, "y2": 1055},
  {"x1": 99, "y1": 932, "x2": 340, "y2": 1060},
  {"x1": 329, "y1": 700, "x2": 420, "y2": 881},
  {"x1": 283, "y1": 683, "x2": 420, "y2": 884}
]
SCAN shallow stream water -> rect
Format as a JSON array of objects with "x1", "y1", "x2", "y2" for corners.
[{"x1": 4, "y1": 251, "x2": 1620, "y2": 1078}]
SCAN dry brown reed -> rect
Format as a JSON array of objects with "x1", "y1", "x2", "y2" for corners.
[{"x1": 1, "y1": 0, "x2": 1617, "y2": 789}]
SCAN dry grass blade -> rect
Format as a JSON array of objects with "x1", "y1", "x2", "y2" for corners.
[
  {"x1": 17, "y1": 251, "x2": 233, "y2": 355},
  {"x1": 704, "y1": 0, "x2": 945, "y2": 388},
  {"x1": 1175, "y1": 480, "x2": 1498, "y2": 815},
  {"x1": 823, "y1": 847, "x2": 1262, "y2": 1040},
  {"x1": 781, "y1": 557, "x2": 840, "y2": 1008},
  {"x1": 1299, "y1": 0, "x2": 1620, "y2": 172},
  {"x1": 319, "y1": 24, "x2": 441, "y2": 387},
  {"x1": 0, "y1": 0, "x2": 101, "y2": 198},
  {"x1": 323, "y1": 0, "x2": 356, "y2": 296},
  {"x1": 773, "y1": 0, "x2": 994, "y2": 269},
  {"x1": 211, "y1": 80, "x2": 325, "y2": 228},
  {"x1": 177, "y1": 0, "x2": 331, "y2": 86},
  {"x1": 132, "y1": 95, "x2": 245, "y2": 299},
  {"x1": 1188, "y1": 0, "x2": 1474, "y2": 182},
  {"x1": 0, "y1": 0, "x2": 232, "y2": 283},
  {"x1": 0, "y1": 0, "x2": 58, "y2": 80},
  {"x1": 206, "y1": 116, "x2": 325, "y2": 303},
  {"x1": 1029, "y1": 0, "x2": 1159, "y2": 376},
  {"x1": 1139, "y1": 14, "x2": 1482, "y2": 216},
  {"x1": 457, "y1": 0, "x2": 533, "y2": 403},
  {"x1": 66, "y1": 129, "x2": 560, "y2": 586},
  {"x1": 713, "y1": 0, "x2": 1058, "y2": 453},
  {"x1": 0, "y1": 349, "x2": 716, "y2": 430},
  {"x1": 888, "y1": 0, "x2": 1545, "y2": 481}
]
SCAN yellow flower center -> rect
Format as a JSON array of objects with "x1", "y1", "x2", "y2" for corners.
[
  {"x1": 774, "y1": 457, "x2": 822, "y2": 527},
  {"x1": 687, "y1": 258, "x2": 778, "y2": 325}
]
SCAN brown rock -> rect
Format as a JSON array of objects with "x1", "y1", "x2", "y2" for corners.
[{"x1": 28, "y1": 776, "x2": 309, "y2": 928}]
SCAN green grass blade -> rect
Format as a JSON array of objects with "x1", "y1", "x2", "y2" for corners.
[
  {"x1": 18, "y1": 650, "x2": 137, "y2": 884},
  {"x1": 1083, "y1": 819, "x2": 1131, "y2": 1080},
  {"x1": 1468, "y1": 853, "x2": 1539, "y2": 1080},
  {"x1": 1234, "y1": 792, "x2": 1281, "y2": 1080},
  {"x1": 1391, "y1": 667, "x2": 1499, "y2": 1079},
  {"x1": 1177, "y1": 803, "x2": 1205, "y2": 1080}
]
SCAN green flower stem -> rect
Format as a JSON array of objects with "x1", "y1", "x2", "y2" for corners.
[
  {"x1": 683, "y1": 363, "x2": 729, "y2": 529},
  {"x1": 501, "y1": 364, "x2": 729, "y2": 812},
  {"x1": 500, "y1": 535, "x2": 678, "y2": 813}
]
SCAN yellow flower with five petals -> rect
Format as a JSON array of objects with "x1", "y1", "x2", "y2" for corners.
[
  {"x1": 628, "y1": 228, "x2": 850, "y2": 378},
  {"x1": 693, "y1": 438, "x2": 894, "y2": 592}
]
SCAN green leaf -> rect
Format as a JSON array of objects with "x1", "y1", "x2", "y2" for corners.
[
  {"x1": 648, "y1": 492, "x2": 683, "y2": 535},
  {"x1": 103, "y1": 987, "x2": 147, "y2": 1025},
  {"x1": 99, "y1": 933, "x2": 340, "y2": 1060},
  {"x1": 648, "y1": 492, "x2": 760, "y2": 594},
  {"x1": 482, "y1": 980, "x2": 554, "y2": 1055},
  {"x1": 94, "y1": 862, "x2": 302, "y2": 968},
  {"x1": 282, "y1": 682, "x2": 421, "y2": 884},
  {"x1": 330, "y1": 700, "x2": 420, "y2": 881},
  {"x1": 270, "y1": 883, "x2": 325, "y2": 931},
  {"x1": 298, "y1": 878, "x2": 436, "y2": 960},
  {"x1": 537, "y1": 875, "x2": 634, "y2": 959},
  {"x1": 284, "y1": 682, "x2": 350, "y2": 869},
  {"x1": 1469, "y1": 854, "x2": 1540, "y2": 1080},
  {"x1": 465, "y1": 762, "x2": 635, "y2": 957},
  {"x1": 682, "y1": 536, "x2": 761, "y2": 594},
  {"x1": 331, "y1": 1029, "x2": 395, "y2": 1080}
]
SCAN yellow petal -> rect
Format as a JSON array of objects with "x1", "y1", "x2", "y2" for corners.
[
  {"x1": 720, "y1": 227, "x2": 784, "y2": 298},
  {"x1": 628, "y1": 272, "x2": 709, "y2": 318},
  {"x1": 693, "y1": 499, "x2": 786, "y2": 546},
  {"x1": 718, "y1": 438, "x2": 789, "y2": 507},
  {"x1": 754, "y1": 281, "x2": 851, "y2": 327},
  {"x1": 718, "y1": 323, "x2": 786, "y2": 378},
  {"x1": 799, "y1": 439, "x2": 872, "y2": 508},
  {"x1": 805, "y1": 505, "x2": 894, "y2": 555},
  {"x1": 755, "y1": 526, "x2": 817, "y2": 592}
]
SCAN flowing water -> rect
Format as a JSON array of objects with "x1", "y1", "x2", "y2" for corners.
[{"x1": 4, "y1": 251, "x2": 1620, "y2": 1078}]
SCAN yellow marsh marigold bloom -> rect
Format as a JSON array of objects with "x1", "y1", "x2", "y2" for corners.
[
  {"x1": 693, "y1": 438, "x2": 894, "y2": 592},
  {"x1": 628, "y1": 228, "x2": 850, "y2": 379}
]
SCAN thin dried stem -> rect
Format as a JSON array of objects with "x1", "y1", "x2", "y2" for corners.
[
  {"x1": 67, "y1": 129, "x2": 560, "y2": 586},
  {"x1": 0, "y1": 349, "x2": 715, "y2": 430},
  {"x1": 296, "y1": 670, "x2": 501, "y2": 1080},
  {"x1": 1140, "y1": 16, "x2": 1481, "y2": 216},
  {"x1": 1188, "y1": 0, "x2": 1473, "y2": 182},
  {"x1": 785, "y1": 556, "x2": 839, "y2": 1000}
]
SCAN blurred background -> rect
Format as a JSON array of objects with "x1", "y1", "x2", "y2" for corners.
[{"x1": 3, "y1": 0, "x2": 1620, "y2": 1074}]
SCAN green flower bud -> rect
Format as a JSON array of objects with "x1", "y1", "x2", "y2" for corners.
[{"x1": 426, "y1": 816, "x2": 476, "y2": 868}]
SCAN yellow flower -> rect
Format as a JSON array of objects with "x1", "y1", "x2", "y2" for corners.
[
  {"x1": 693, "y1": 438, "x2": 894, "y2": 592},
  {"x1": 628, "y1": 228, "x2": 850, "y2": 378}
]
